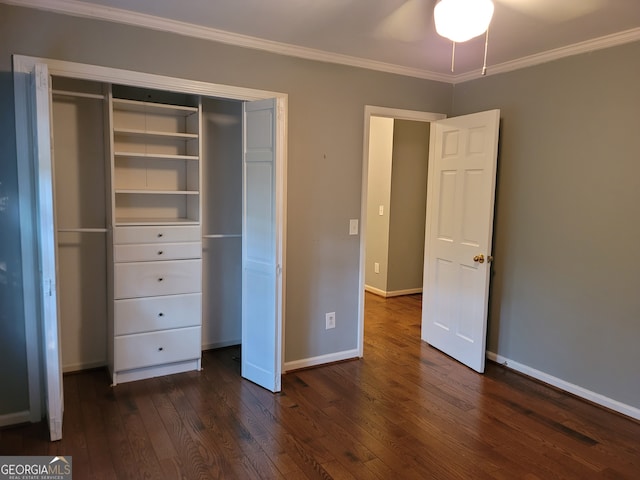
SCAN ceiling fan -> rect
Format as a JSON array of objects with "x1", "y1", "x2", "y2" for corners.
[{"x1": 375, "y1": 0, "x2": 606, "y2": 43}]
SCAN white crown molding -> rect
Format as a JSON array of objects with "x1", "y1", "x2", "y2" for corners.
[
  {"x1": 4, "y1": 0, "x2": 640, "y2": 85},
  {"x1": 453, "y1": 27, "x2": 640, "y2": 84}
]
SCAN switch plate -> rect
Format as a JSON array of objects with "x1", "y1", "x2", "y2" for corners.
[
  {"x1": 378, "y1": 205, "x2": 384, "y2": 216},
  {"x1": 374, "y1": 262, "x2": 380, "y2": 274},
  {"x1": 349, "y1": 219, "x2": 359, "y2": 235},
  {"x1": 326, "y1": 312, "x2": 336, "y2": 329}
]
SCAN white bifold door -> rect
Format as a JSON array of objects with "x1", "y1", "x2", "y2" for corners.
[
  {"x1": 422, "y1": 110, "x2": 500, "y2": 373},
  {"x1": 242, "y1": 98, "x2": 283, "y2": 392},
  {"x1": 30, "y1": 63, "x2": 64, "y2": 441}
]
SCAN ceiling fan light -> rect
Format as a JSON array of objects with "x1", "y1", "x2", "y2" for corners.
[{"x1": 434, "y1": 0, "x2": 495, "y2": 43}]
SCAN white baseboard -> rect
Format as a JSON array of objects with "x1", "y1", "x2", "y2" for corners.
[
  {"x1": 284, "y1": 348, "x2": 360, "y2": 373},
  {"x1": 364, "y1": 285, "x2": 422, "y2": 298},
  {"x1": 0, "y1": 410, "x2": 32, "y2": 427},
  {"x1": 486, "y1": 351, "x2": 640, "y2": 421},
  {"x1": 364, "y1": 285, "x2": 386, "y2": 296}
]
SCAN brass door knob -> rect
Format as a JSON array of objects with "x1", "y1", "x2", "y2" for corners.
[{"x1": 473, "y1": 254, "x2": 485, "y2": 264}]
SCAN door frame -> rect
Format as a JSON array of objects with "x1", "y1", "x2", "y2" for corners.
[
  {"x1": 13, "y1": 54, "x2": 288, "y2": 422},
  {"x1": 357, "y1": 106, "x2": 445, "y2": 357}
]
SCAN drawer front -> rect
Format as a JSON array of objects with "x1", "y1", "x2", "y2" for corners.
[
  {"x1": 114, "y1": 260, "x2": 201, "y2": 299},
  {"x1": 114, "y1": 242, "x2": 202, "y2": 263},
  {"x1": 114, "y1": 293, "x2": 202, "y2": 335},
  {"x1": 114, "y1": 225, "x2": 201, "y2": 245},
  {"x1": 114, "y1": 326, "x2": 201, "y2": 371}
]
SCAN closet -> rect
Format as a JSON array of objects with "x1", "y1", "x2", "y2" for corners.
[
  {"x1": 50, "y1": 79, "x2": 243, "y2": 385},
  {"x1": 15, "y1": 56, "x2": 284, "y2": 440}
]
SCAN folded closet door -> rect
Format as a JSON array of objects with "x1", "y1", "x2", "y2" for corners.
[
  {"x1": 31, "y1": 63, "x2": 63, "y2": 442},
  {"x1": 242, "y1": 98, "x2": 282, "y2": 392}
]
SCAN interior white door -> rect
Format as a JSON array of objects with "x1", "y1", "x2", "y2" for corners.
[
  {"x1": 241, "y1": 98, "x2": 282, "y2": 392},
  {"x1": 421, "y1": 109, "x2": 500, "y2": 373},
  {"x1": 32, "y1": 63, "x2": 64, "y2": 440}
]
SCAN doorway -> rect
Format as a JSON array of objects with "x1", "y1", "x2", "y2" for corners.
[{"x1": 357, "y1": 106, "x2": 446, "y2": 356}]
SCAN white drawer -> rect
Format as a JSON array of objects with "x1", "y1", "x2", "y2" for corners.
[
  {"x1": 114, "y1": 293, "x2": 202, "y2": 335},
  {"x1": 114, "y1": 225, "x2": 201, "y2": 245},
  {"x1": 114, "y1": 242, "x2": 202, "y2": 262},
  {"x1": 114, "y1": 326, "x2": 201, "y2": 371},
  {"x1": 114, "y1": 260, "x2": 201, "y2": 299}
]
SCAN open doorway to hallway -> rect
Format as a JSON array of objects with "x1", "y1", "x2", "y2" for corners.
[{"x1": 358, "y1": 106, "x2": 445, "y2": 356}]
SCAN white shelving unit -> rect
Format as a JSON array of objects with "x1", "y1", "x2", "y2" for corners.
[
  {"x1": 111, "y1": 98, "x2": 201, "y2": 226},
  {"x1": 108, "y1": 95, "x2": 203, "y2": 385}
]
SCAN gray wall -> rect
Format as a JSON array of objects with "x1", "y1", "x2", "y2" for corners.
[
  {"x1": 365, "y1": 118, "x2": 430, "y2": 295},
  {"x1": 0, "y1": 4, "x2": 452, "y2": 416},
  {"x1": 453, "y1": 41, "x2": 640, "y2": 408},
  {"x1": 201, "y1": 98, "x2": 243, "y2": 349},
  {"x1": 365, "y1": 116, "x2": 394, "y2": 292},
  {"x1": 388, "y1": 120, "x2": 430, "y2": 292}
]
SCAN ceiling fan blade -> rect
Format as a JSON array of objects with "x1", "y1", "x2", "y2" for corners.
[
  {"x1": 375, "y1": 0, "x2": 433, "y2": 42},
  {"x1": 497, "y1": 0, "x2": 606, "y2": 22}
]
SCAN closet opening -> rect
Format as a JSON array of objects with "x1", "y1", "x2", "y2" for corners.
[
  {"x1": 15, "y1": 55, "x2": 286, "y2": 440},
  {"x1": 51, "y1": 79, "x2": 246, "y2": 379}
]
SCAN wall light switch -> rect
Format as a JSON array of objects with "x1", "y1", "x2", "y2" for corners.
[
  {"x1": 378, "y1": 205, "x2": 384, "y2": 216},
  {"x1": 374, "y1": 262, "x2": 380, "y2": 274},
  {"x1": 349, "y1": 219, "x2": 359, "y2": 235}
]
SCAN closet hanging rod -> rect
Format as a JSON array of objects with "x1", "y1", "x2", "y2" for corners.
[
  {"x1": 57, "y1": 228, "x2": 108, "y2": 233},
  {"x1": 52, "y1": 89, "x2": 105, "y2": 100},
  {"x1": 202, "y1": 234, "x2": 242, "y2": 239}
]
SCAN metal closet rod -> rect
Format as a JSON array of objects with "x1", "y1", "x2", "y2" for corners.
[
  {"x1": 57, "y1": 228, "x2": 108, "y2": 233},
  {"x1": 202, "y1": 234, "x2": 242, "y2": 239},
  {"x1": 52, "y1": 89, "x2": 105, "y2": 100}
]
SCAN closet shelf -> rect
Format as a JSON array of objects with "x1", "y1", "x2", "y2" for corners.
[
  {"x1": 115, "y1": 189, "x2": 199, "y2": 195},
  {"x1": 112, "y1": 98, "x2": 198, "y2": 116},
  {"x1": 114, "y1": 152, "x2": 199, "y2": 161},
  {"x1": 115, "y1": 217, "x2": 200, "y2": 226},
  {"x1": 114, "y1": 128, "x2": 199, "y2": 140}
]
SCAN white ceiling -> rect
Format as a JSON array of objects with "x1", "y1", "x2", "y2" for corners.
[{"x1": 9, "y1": 0, "x2": 640, "y2": 81}]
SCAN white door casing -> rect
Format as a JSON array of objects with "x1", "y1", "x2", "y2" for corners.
[
  {"x1": 32, "y1": 63, "x2": 64, "y2": 441},
  {"x1": 422, "y1": 110, "x2": 500, "y2": 373},
  {"x1": 242, "y1": 98, "x2": 283, "y2": 392}
]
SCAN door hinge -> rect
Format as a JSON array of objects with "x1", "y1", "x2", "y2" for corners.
[
  {"x1": 276, "y1": 264, "x2": 282, "y2": 276},
  {"x1": 43, "y1": 278, "x2": 53, "y2": 296}
]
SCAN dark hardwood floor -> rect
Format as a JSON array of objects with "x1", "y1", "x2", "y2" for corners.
[{"x1": 2, "y1": 293, "x2": 639, "y2": 479}]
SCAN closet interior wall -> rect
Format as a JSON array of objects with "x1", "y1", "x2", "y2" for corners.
[
  {"x1": 201, "y1": 97, "x2": 243, "y2": 350},
  {"x1": 52, "y1": 77, "x2": 108, "y2": 373},
  {"x1": 51, "y1": 78, "x2": 243, "y2": 378}
]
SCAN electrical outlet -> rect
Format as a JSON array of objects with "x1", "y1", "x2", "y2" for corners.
[{"x1": 326, "y1": 312, "x2": 336, "y2": 330}]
